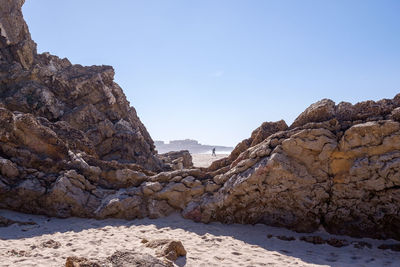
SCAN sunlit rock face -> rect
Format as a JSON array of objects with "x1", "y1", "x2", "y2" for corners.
[
  {"x1": 1, "y1": 0, "x2": 400, "y2": 241},
  {"x1": 192, "y1": 98, "x2": 400, "y2": 240}
]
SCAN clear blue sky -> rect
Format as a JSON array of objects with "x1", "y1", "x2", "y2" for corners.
[{"x1": 23, "y1": 0, "x2": 400, "y2": 147}]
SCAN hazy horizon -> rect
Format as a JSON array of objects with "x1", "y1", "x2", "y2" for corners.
[{"x1": 23, "y1": 1, "x2": 400, "y2": 147}]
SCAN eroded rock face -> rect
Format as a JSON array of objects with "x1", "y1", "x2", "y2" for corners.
[
  {"x1": 157, "y1": 150, "x2": 193, "y2": 170},
  {"x1": 1, "y1": 0, "x2": 400, "y2": 242},
  {"x1": 185, "y1": 116, "x2": 400, "y2": 240},
  {"x1": 208, "y1": 120, "x2": 288, "y2": 172},
  {"x1": 0, "y1": 0, "x2": 36, "y2": 69},
  {"x1": 291, "y1": 99, "x2": 336, "y2": 129}
]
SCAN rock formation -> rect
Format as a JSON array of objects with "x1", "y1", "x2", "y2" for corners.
[
  {"x1": 157, "y1": 150, "x2": 193, "y2": 170},
  {"x1": 184, "y1": 98, "x2": 400, "y2": 240},
  {"x1": 0, "y1": 0, "x2": 399, "y2": 242},
  {"x1": 66, "y1": 251, "x2": 172, "y2": 267},
  {"x1": 0, "y1": 0, "x2": 162, "y2": 171}
]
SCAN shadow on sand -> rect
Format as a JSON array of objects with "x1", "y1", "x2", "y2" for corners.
[{"x1": 0, "y1": 209, "x2": 399, "y2": 266}]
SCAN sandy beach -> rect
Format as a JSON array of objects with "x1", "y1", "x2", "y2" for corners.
[
  {"x1": 191, "y1": 154, "x2": 229, "y2": 168},
  {"x1": 1, "y1": 209, "x2": 399, "y2": 267}
]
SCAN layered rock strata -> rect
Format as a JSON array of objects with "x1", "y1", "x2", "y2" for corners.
[{"x1": 0, "y1": 0, "x2": 399, "y2": 242}]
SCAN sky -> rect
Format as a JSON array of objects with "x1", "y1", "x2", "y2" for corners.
[{"x1": 22, "y1": 0, "x2": 400, "y2": 147}]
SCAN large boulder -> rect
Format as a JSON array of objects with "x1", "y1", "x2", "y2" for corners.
[{"x1": 290, "y1": 99, "x2": 336, "y2": 128}]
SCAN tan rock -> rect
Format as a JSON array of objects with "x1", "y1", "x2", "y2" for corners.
[
  {"x1": 145, "y1": 239, "x2": 187, "y2": 261},
  {"x1": 65, "y1": 256, "x2": 101, "y2": 267},
  {"x1": 0, "y1": 157, "x2": 19, "y2": 179},
  {"x1": 205, "y1": 181, "x2": 220, "y2": 192},
  {"x1": 291, "y1": 99, "x2": 336, "y2": 128}
]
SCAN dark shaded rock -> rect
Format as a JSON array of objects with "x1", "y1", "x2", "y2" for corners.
[
  {"x1": 378, "y1": 243, "x2": 400, "y2": 252},
  {"x1": 0, "y1": 215, "x2": 36, "y2": 227},
  {"x1": 291, "y1": 99, "x2": 335, "y2": 128},
  {"x1": 276, "y1": 236, "x2": 296, "y2": 241},
  {"x1": 326, "y1": 238, "x2": 349, "y2": 248},
  {"x1": 0, "y1": 0, "x2": 36, "y2": 69},
  {"x1": 300, "y1": 236, "x2": 326, "y2": 245},
  {"x1": 0, "y1": 0, "x2": 163, "y2": 172}
]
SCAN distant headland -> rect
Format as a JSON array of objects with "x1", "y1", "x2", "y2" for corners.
[{"x1": 155, "y1": 139, "x2": 233, "y2": 154}]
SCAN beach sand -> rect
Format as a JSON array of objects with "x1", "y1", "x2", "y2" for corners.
[
  {"x1": 1, "y1": 209, "x2": 399, "y2": 267},
  {"x1": 191, "y1": 154, "x2": 229, "y2": 168}
]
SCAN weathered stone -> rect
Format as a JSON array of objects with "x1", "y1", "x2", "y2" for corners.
[
  {"x1": 108, "y1": 250, "x2": 172, "y2": 267},
  {"x1": 147, "y1": 199, "x2": 175, "y2": 219},
  {"x1": 40, "y1": 239, "x2": 61, "y2": 249},
  {"x1": 158, "y1": 150, "x2": 193, "y2": 170},
  {"x1": 95, "y1": 191, "x2": 142, "y2": 219},
  {"x1": 291, "y1": 99, "x2": 336, "y2": 128},
  {"x1": 0, "y1": 157, "x2": 19, "y2": 179},
  {"x1": 205, "y1": 181, "x2": 220, "y2": 193},
  {"x1": 208, "y1": 120, "x2": 288, "y2": 171},
  {"x1": 300, "y1": 236, "x2": 326, "y2": 245},
  {"x1": 0, "y1": 0, "x2": 36, "y2": 69},
  {"x1": 155, "y1": 182, "x2": 189, "y2": 209},
  {"x1": 182, "y1": 176, "x2": 201, "y2": 188},
  {"x1": 141, "y1": 181, "x2": 163, "y2": 196},
  {"x1": 189, "y1": 185, "x2": 205, "y2": 197},
  {"x1": 0, "y1": 0, "x2": 164, "y2": 172},
  {"x1": 145, "y1": 239, "x2": 187, "y2": 261},
  {"x1": 65, "y1": 256, "x2": 101, "y2": 267},
  {"x1": 102, "y1": 169, "x2": 147, "y2": 189},
  {"x1": 391, "y1": 107, "x2": 400, "y2": 122},
  {"x1": 213, "y1": 174, "x2": 229, "y2": 185},
  {"x1": 326, "y1": 238, "x2": 349, "y2": 248}
]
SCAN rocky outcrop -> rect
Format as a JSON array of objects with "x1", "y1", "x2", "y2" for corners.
[
  {"x1": 183, "y1": 100, "x2": 400, "y2": 240},
  {"x1": 1, "y1": 0, "x2": 400, "y2": 242},
  {"x1": 0, "y1": 0, "x2": 36, "y2": 69},
  {"x1": 0, "y1": 0, "x2": 162, "y2": 171},
  {"x1": 157, "y1": 150, "x2": 193, "y2": 170},
  {"x1": 290, "y1": 99, "x2": 335, "y2": 129},
  {"x1": 208, "y1": 120, "x2": 288, "y2": 173}
]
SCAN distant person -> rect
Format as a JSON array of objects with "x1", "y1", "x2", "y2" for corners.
[{"x1": 212, "y1": 148, "x2": 216, "y2": 156}]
